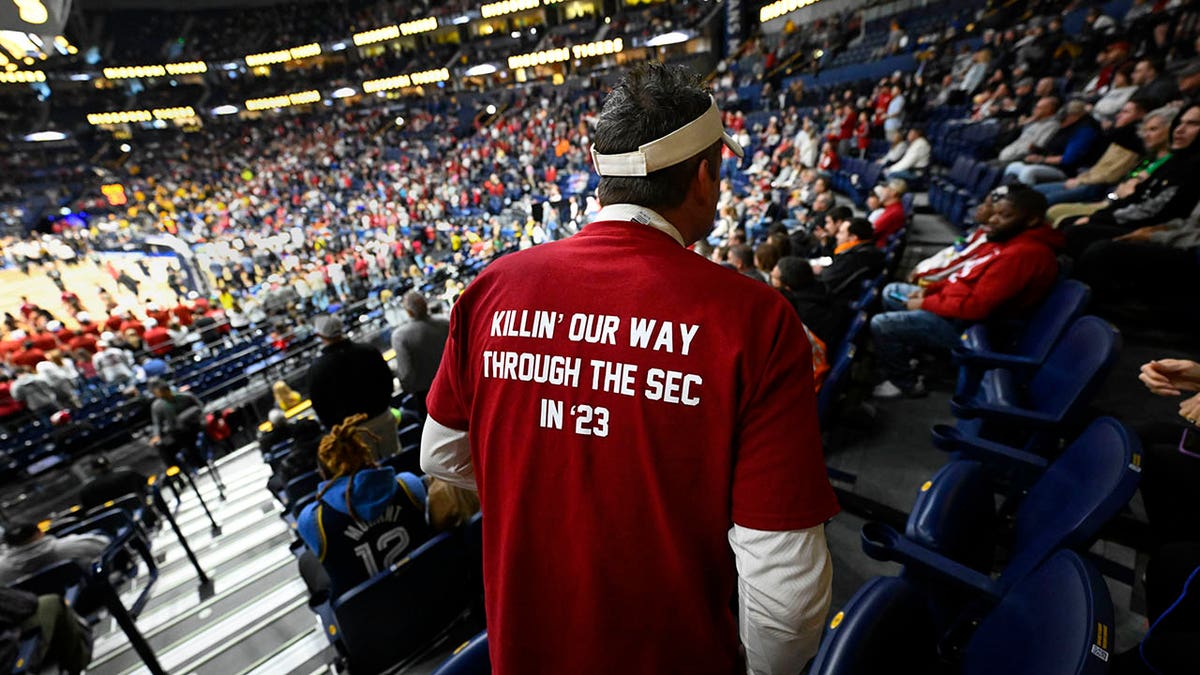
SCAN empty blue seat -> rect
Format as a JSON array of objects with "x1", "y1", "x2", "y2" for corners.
[
  {"x1": 818, "y1": 343, "x2": 857, "y2": 429},
  {"x1": 955, "y1": 280, "x2": 1091, "y2": 396},
  {"x1": 865, "y1": 417, "x2": 1140, "y2": 601},
  {"x1": 947, "y1": 316, "x2": 1120, "y2": 452},
  {"x1": 332, "y1": 532, "x2": 472, "y2": 674},
  {"x1": 432, "y1": 631, "x2": 490, "y2": 675},
  {"x1": 810, "y1": 549, "x2": 1114, "y2": 675}
]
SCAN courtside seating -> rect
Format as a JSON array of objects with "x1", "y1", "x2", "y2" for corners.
[
  {"x1": 331, "y1": 532, "x2": 472, "y2": 674},
  {"x1": 809, "y1": 549, "x2": 1114, "y2": 675},
  {"x1": 946, "y1": 316, "x2": 1121, "y2": 453},
  {"x1": 863, "y1": 417, "x2": 1140, "y2": 600},
  {"x1": 432, "y1": 631, "x2": 490, "y2": 675},
  {"x1": 954, "y1": 280, "x2": 1092, "y2": 397}
]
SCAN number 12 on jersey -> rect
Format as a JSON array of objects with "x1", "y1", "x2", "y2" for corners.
[{"x1": 539, "y1": 398, "x2": 609, "y2": 437}]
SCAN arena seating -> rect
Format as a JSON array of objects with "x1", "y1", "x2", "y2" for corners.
[
  {"x1": 946, "y1": 316, "x2": 1122, "y2": 453},
  {"x1": 953, "y1": 279, "x2": 1093, "y2": 397},
  {"x1": 809, "y1": 550, "x2": 1114, "y2": 675},
  {"x1": 861, "y1": 416, "x2": 1141, "y2": 598},
  {"x1": 432, "y1": 631, "x2": 490, "y2": 675}
]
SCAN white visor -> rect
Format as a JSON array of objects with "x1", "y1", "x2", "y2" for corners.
[{"x1": 590, "y1": 96, "x2": 744, "y2": 177}]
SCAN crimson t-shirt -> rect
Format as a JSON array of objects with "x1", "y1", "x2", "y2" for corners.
[{"x1": 428, "y1": 219, "x2": 839, "y2": 675}]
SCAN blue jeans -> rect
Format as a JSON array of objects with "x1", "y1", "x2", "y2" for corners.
[
  {"x1": 1004, "y1": 162, "x2": 1067, "y2": 186},
  {"x1": 871, "y1": 283, "x2": 963, "y2": 389},
  {"x1": 1034, "y1": 181, "x2": 1109, "y2": 206}
]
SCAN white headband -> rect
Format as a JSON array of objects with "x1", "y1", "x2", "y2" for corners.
[{"x1": 590, "y1": 96, "x2": 744, "y2": 177}]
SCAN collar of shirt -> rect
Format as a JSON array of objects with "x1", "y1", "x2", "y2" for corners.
[{"x1": 594, "y1": 204, "x2": 685, "y2": 247}]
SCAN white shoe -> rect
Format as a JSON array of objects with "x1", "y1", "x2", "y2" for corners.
[{"x1": 873, "y1": 380, "x2": 904, "y2": 398}]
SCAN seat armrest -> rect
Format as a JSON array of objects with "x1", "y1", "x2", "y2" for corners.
[
  {"x1": 949, "y1": 396, "x2": 1062, "y2": 428},
  {"x1": 860, "y1": 523, "x2": 1000, "y2": 599},
  {"x1": 929, "y1": 425, "x2": 1050, "y2": 472}
]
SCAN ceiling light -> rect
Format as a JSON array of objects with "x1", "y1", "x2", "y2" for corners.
[
  {"x1": 24, "y1": 130, "x2": 66, "y2": 142},
  {"x1": 331, "y1": 86, "x2": 356, "y2": 98},
  {"x1": 119, "y1": 143, "x2": 131, "y2": 152},
  {"x1": 646, "y1": 31, "x2": 690, "y2": 47},
  {"x1": 211, "y1": 104, "x2": 239, "y2": 115},
  {"x1": 464, "y1": 64, "x2": 498, "y2": 77},
  {"x1": 485, "y1": 104, "x2": 497, "y2": 115},
  {"x1": 68, "y1": 73, "x2": 90, "y2": 81}
]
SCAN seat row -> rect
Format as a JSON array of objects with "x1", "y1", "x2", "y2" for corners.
[
  {"x1": 812, "y1": 280, "x2": 1136, "y2": 674},
  {"x1": 929, "y1": 154, "x2": 1003, "y2": 229}
]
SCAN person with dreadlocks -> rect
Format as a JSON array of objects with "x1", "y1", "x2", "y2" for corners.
[{"x1": 296, "y1": 413, "x2": 433, "y2": 600}]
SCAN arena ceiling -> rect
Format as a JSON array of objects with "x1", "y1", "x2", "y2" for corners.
[{"x1": 79, "y1": 0, "x2": 328, "y2": 11}]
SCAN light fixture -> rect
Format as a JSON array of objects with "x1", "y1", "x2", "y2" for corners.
[
  {"x1": 511, "y1": 31, "x2": 521, "y2": 39},
  {"x1": 68, "y1": 73, "x2": 90, "y2": 81},
  {"x1": 452, "y1": 15, "x2": 470, "y2": 25},
  {"x1": 395, "y1": 116, "x2": 405, "y2": 126},
  {"x1": 331, "y1": 86, "x2": 356, "y2": 98},
  {"x1": 331, "y1": 41, "x2": 348, "y2": 51},
  {"x1": 23, "y1": 130, "x2": 66, "y2": 142},
  {"x1": 59, "y1": 207, "x2": 71, "y2": 216},
  {"x1": 485, "y1": 104, "x2": 497, "y2": 115},
  {"x1": 464, "y1": 64, "x2": 498, "y2": 77},
  {"x1": 645, "y1": 31, "x2": 690, "y2": 47},
  {"x1": 211, "y1": 104, "x2": 239, "y2": 115},
  {"x1": 119, "y1": 143, "x2": 131, "y2": 152}
]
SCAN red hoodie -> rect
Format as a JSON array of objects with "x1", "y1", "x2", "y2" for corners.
[
  {"x1": 921, "y1": 226, "x2": 1064, "y2": 322},
  {"x1": 873, "y1": 201, "x2": 906, "y2": 246}
]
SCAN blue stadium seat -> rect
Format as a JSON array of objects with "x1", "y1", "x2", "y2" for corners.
[
  {"x1": 810, "y1": 550, "x2": 1114, "y2": 675},
  {"x1": 955, "y1": 280, "x2": 1091, "y2": 396},
  {"x1": 818, "y1": 343, "x2": 857, "y2": 430},
  {"x1": 432, "y1": 631, "x2": 490, "y2": 675},
  {"x1": 283, "y1": 470, "x2": 321, "y2": 505},
  {"x1": 946, "y1": 316, "x2": 1120, "y2": 452},
  {"x1": 865, "y1": 417, "x2": 1140, "y2": 601},
  {"x1": 332, "y1": 532, "x2": 472, "y2": 674}
]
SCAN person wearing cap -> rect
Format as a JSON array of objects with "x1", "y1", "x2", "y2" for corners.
[
  {"x1": 389, "y1": 292, "x2": 449, "y2": 418},
  {"x1": 871, "y1": 178, "x2": 908, "y2": 245},
  {"x1": 422, "y1": 62, "x2": 837, "y2": 675},
  {"x1": 307, "y1": 315, "x2": 398, "y2": 458}
]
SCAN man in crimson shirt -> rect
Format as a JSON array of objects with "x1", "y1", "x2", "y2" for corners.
[
  {"x1": 143, "y1": 319, "x2": 174, "y2": 356},
  {"x1": 171, "y1": 302, "x2": 194, "y2": 328},
  {"x1": 422, "y1": 63, "x2": 838, "y2": 675},
  {"x1": 870, "y1": 187, "x2": 1063, "y2": 397},
  {"x1": 870, "y1": 177, "x2": 907, "y2": 246}
]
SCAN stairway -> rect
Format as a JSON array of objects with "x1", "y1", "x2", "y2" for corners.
[{"x1": 85, "y1": 445, "x2": 336, "y2": 675}]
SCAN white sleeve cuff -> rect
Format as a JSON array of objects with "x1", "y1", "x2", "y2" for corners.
[
  {"x1": 729, "y1": 523, "x2": 833, "y2": 675},
  {"x1": 419, "y1": 415, "x2": 477, "y2": 491}
]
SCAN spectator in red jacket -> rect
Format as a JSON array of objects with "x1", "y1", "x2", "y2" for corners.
[
  {"x1": 143, "y1": 318, "x2": 173, "y2": 356},
  {"x1": 870, "y1": 187, "x2": 1062, "y2": 397},
  {"x1": 171, "y1": 302, "x2": 194, "y2": 327},
  {"x1": 0, "y1": 373, "x2": 24, "y2": 419},
  {"x1": 145, "y1": 302, "x2": 171, "y2": 327},
  {"x1": 871, "y1": 178, "x2": 908, "y2": 246},
  {"x1": 12, "y1": 342, "x2": 47, "y2": 369}
]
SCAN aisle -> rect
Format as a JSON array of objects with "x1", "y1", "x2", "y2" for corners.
[{"x1": 85, "y1": 445, "x2": 336, "y2": 675}]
